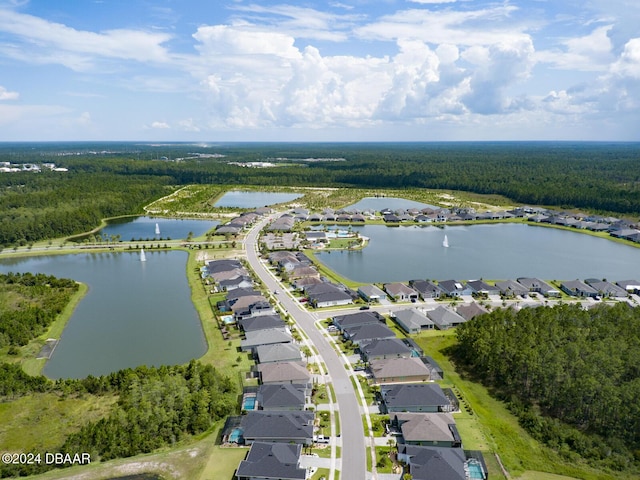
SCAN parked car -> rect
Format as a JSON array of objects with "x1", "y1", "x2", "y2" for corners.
[{"x1": 359, "y1": 305, "x2": 370, "y2": 310}]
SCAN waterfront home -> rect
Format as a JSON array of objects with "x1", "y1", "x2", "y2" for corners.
[
  {"x1": 390, "y1": 413, "x2": 461, "y2": 448},
  {"x1": 617, "y1": 280, "x2": 640, "y2": 294},
  {"x1": 381, "y1": 383, "x2": 451, "y2": 413},
  {"x1": 384, "y1": 282, "x2": 419, "y2": 301},
  {"x1": 370, "y1": 357, "x2": 436, "y2": 384},
  {"x1": 255, "y1": 343, "x2": 302, "y2": 364},
  {"x1": 426, "y1": 306, "x2": 466, "y2": 330},
  {"x1": 584, "y1": 279, "x2": 628, "y2": 298},
  {"x1": 257, "y1": 361, "x2": 311, "y2": 388},
  {"x1": 240, "y1": 328, "x2": 292, "y2": 352},
  {"x1": 466, "y1": 280, "x2": 500, "y2": 296},
  {"x1": 438, "y1": 280, "x2": 472, "y2": 298},
  {"x1": 517, "y1": 277, "x2": 561, "y2": 297},
  {"x1": 235, "y1": 442, "x2": 306, "y2": 480},
  {"x1": 359, "y1": 338, "x2": 413, "y2": 362},
  {"x1": 333, "y1": 311, "x2": 385, "y2": 330},
  {"x1": 409, "y1": 280, "x2": 443, "y2": 299},
  {"x1": 495, "y1": 279, "x2": 529, "y2": 297},
  {"x1": 393, "y1": 308, "x2": 435, "y2": 334},
  {"x1": 239, "y1": 315, "x2": 286, "y2": 333},
  {"x1": 342, "y1": 323, "x2": 396, "y2": 346},
  {"x1": 240, "y1": 411, "x2": 314, "y2": 445},
  {"x1": 256, "y1": 384, "x2": 308, "y2": 411},
  {"x1": 233, "y1": 299, "x2": 276, "y2": 322},
  {"x1": 291, "y1": 277, "x2": 323, "y2": 291},
  {"x1": 219, "y1": 275, "x2": 253, "y2": 292},
  {"x1": 455, "y1": 303, "x2": 489, "y2": 321},
  {"x1": 561, "y1": 280, "x2": 599, "y2": 297},
  {"x1": 358, "y1": 284, "x2": 388, "y2": 302}
]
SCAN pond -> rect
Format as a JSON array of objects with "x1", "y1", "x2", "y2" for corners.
[
  {"x1": 314, "y1": 223, "x2": 640, "y2": 283},
  {"x1": 97, "y1": 216, "x2": 219, "y2": 241},
  {"x1": 344, "y1": 197, "x2": 438, "y2": 212},
  {"x1": 0, "y1": 251, "x2": 207, "y2": 379},
  {"x1": 214, "y1": 191, "x2": 302, "y2": 208}
]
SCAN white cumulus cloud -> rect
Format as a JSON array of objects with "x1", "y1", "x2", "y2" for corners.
[
  {"x1": 0, "y1": 85, "x2": 19, "y2": 100},
  {"x1": 151, "y1": 121, "x2": 170, "y2": 129}
]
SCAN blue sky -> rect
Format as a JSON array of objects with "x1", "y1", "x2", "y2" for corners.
[{"x1": 0, "y1": 0, "x2": 639, "y2": 141}]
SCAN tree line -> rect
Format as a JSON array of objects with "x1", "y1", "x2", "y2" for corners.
[
  {"x1": 0, "y1": 361, "x2": 237, "y2": 477},
  {"x1": 453, "y1": 303, "x2": 640, "y2": 472}
]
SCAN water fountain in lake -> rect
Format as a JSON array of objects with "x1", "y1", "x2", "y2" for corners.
[
  {"x1": 155, "y1": 223, "x2": 160, "y2": 236},
  {"x1": 443, "y1": 234, "x2": 449, "y2": 248},
  {"x1": 140, "y1": 247, "x2": 146, "y2": 262}
]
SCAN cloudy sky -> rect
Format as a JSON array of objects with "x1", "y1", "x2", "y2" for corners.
[{"x1": 0, "y1": 0, "x2": 639, "y2": 141}]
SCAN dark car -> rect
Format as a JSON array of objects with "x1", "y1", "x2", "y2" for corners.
[{"x1": 359, "y1": 305, "x2": 370, "y2": 310}]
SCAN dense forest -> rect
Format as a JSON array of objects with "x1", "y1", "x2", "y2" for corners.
[
  {"x1": 0, "y1": 361, "x2": 237, "y2": 478},
  {"x1": 454, "y1": 303, "x2": 640, "y2": 472},
  {"x1": 1, "y1": 142, "x2": 639, "y2": 245},
  {"x1": 0, "y1": 272, "x2": 79, "y2": 348}
]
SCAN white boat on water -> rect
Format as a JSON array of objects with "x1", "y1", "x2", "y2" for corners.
[
  {"x1": 140, "y1": 247, "x2": 147, "y2": 262},
  {"x1": 155, "y1": 223, "x2": 160, "y2": 235},
  {"x1": 443, "y1": 234, "x2": 449, "y2": 248}
]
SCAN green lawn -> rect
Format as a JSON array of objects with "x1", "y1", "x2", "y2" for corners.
[{"x1": 414, "y1": 331, "x2": 628, "y2": 480}]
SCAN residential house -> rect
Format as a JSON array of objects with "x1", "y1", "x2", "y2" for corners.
[
  {"x1": 233, "y1": 300, "x2": 276, "y2": 322},
  {"x1": 235, "y1": 442, "x2": 306, "y2": 480},
  {"x1": 409, "y1": 280, "x2": 443, "y2": 299},
  {"x1": 584, "y1": 279, "x2": 628, "y2": 298},
  {"x1": 426, "y1": 306, "x2": 466, "y2": 330},
  {"x1": 219, "y1": 275, "x2": 253, "y2": 292},
  {"x1": 455, "y1": 303, "x2": 489, "y2": 321},
  {"x1": 306, "y1": 283, "x2": 353, "y2": 308},
  {"x1": 240, "y1": 328, "x2": 292, "y2": 352},
  {"x1": 398, "y1": 446, "x2": 480, "y2": 480},
  {"x1": 617, "y1": 280, "x2": 640, "y2": 294},
  {"x1": 255, "y1": 343, "x2": 302, "y2": 364},
  {"x1": 240, "y1": 411, "x2": 314, "y2": 445},
  {"x1": 359, "y1": 338, "x2": 413, "y2": 362},
  {"x1": 517, "y1": 277, "x2": 561, "y2": 297},
  {"x1": 370, "y1": 357, "x2": 436, "y2": 385},
  {"x1": 239, "y1": 315, "x2": 287, "y2": 333},
  {"x1": 357, "y1": 284, "x2": 388, "y2": 302},
  {"x1": 391, "y1": 413, "x2": 461, "y2": 448},
  {"x1": 466, "y1": 280, "x2": 500, "y2": 296},
  {"x1": 438, "y1": 280, "x2": 472, "y2": 298},
  {"x1": 256, "y1": 384, "x2": 308, "y2": 411},
  {"x1": 333, "y1": 311, "x2": 385, "y2": 330},
  {"x1": 381, "y1": 383, "x2": 452, "y2": 413},
  {"x1": 561, "y1": 280, "x2": 599, "y2": 297},
  {"x1": 384, "y1": 283, "x2": 419, "y2": 301},
  {"x1": 342, "y1": 323, "x2": 396, "y2": 346},
  {"x1": 495, "y1": 279, "x2": 529, "y2": 297},
  {"x1": 393, "y1": 308, "x2": 434, "y2": 334},
  {"x1": 258, "y1": 361, "x2": 311, "y2": 389}
]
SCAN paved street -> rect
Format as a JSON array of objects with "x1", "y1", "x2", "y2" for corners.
[{"x1": 244, "y1": 217, "x2": 368, "y2": 480}]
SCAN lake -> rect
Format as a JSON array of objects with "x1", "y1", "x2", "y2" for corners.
[
  {"x1": 98, "y1": 216, "x2": 219, "y2": 241},
  {"x1": 344, "y1": 197, "x2": 438, "y2": 212},
  {"x1": 315, "y1": 223, "x2": 640, "y2": 283},
  {"x1": 214, "y1": 191, "x2": 302, "y2": 208},
  {"x1": 0, "y1": 251, "x2": 207, "y2": 379}
]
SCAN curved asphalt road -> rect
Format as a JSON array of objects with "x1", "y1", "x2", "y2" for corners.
[{"x1": 244, "y1": 218, "x2": 367, "y2": 480}]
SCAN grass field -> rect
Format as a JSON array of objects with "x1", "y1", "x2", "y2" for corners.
[{"x1": 414, "y1": 330, "x2": 628, "y2": 480}]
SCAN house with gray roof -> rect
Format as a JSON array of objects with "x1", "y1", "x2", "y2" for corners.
[
  {"x1": 358, "y1": 284, "x2": 388, "y2": 302},
  {"x1": 466, "y1": 280, "x2": 500, "y2": 296},
  {"x1": 370, "y1": 357, "x2": 436, "y2": 385},
  {"x1": 495, "y1": 279, "x2": 529, "y2": 297},
  {"x1": 239, "y1": 315, "x2": 286, "y2": 333},
  {"x1": 234, "y1": 300, "x2": 277, "y2": 322},
  {"x1": 617, "y1": 280, "x2": 640, "y2": 294},
  {"x1": 426, "y1": 306, "x2": 466, "y2": 330},
  {"x1": 381, "y1": 383, "x2": 451, "y2": 413},
  {"x1": 255, "y1": 343, "x2": 302, "y2": 364},
  {"x1": 291, "y1": 276, "x2": 323, "y2": 291},
  {"x1": 256, "y1": 384, "x2": 308, "y2": 411},
  {"x1": 391, "y1": 413, "x2": 461, "y2": 448},
  {"x1": 240, "y1": 328, "x2": 292, "y2": 352},
  {"x1": 384, "y1": 283, "x2": 419, "y2": 301},
  {"x1": 236, "y1": 442, "x2": 306, "y2": 480},
  {"x1": 333, "y1": 311, "x2": 385, "y2": 330},
  {"x1": 219, "y1": 275, "x2": 253, "y2": 292},
  {"x1": 584, "y1": 279, "x2": 628, "y2": 298},
  {"x1": 240, "y1": 411, "x2": 314, "y2": 445},
  {"x1": 359, "y1": 338, "x2": 413, "y2": 362},
  {"x1": 409, "y1": 280, "x2": 443, "y2": 299},
  {"x1": 561, "y1": 280, "x2": 598, "y2": 297},
  {"x1": 398, "y1": 446, "x2": 468, "y2": 480},
  {"x1": 306, "y1": 283, "x2": 353, "y2": 308},
  {"x1": 258, "y1": 361, "x2": 311, "y2": 388},
  {"x1": 517, "y1": 277, "x2": 561, "y2": 297},
  {"x1": 438, "y1": 280, "x2": 472, "y2": 297},
  {"x1": 342, "y1": 323, "x2": 396, "y2": 346},
  {"x1": 456, "y1": 303, "x2": 489, "y2": 321},
  {"x1": 393, "y1": 308, "x2": 434, "y2": 334}
]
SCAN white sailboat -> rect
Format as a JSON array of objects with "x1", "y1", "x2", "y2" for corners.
[
  {"x1": 155, "y1": 223, "x2": 160, "y2": 235},
  {"x1": 140, "y1": 247, "x2": 147, "y2": 262},
  {"x1": 442, "y1": 234, "x2": 449, "y2": 248}
]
